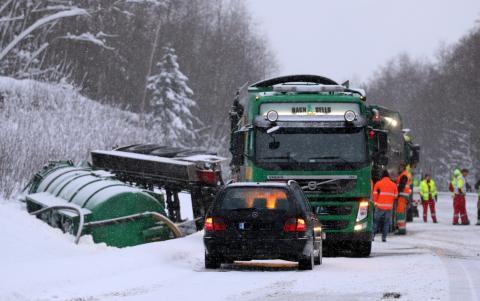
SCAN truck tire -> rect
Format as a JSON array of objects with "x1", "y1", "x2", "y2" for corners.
[
  {"x1": 351, "y1": 241, "x2": 371, "y2": 257},
  {"x1": 204, "y1": 252, "x2": 221, "y2": 269},
  {"x1": 298, "y1": 252, "x2": 314, "y2": 270},
  {"x1": 406, "y1": 207, "x2": 413, "y2": 222},
  {"x1": 322, "y1": 241, "x2": 337, "y2": 257}
]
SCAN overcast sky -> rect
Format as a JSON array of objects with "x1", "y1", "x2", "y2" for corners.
[{"x1": 246, "y1": 0, "x2": 480, "y2": 84}]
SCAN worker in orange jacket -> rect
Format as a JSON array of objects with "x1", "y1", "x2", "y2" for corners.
[
  {"x1": 396, "y1": 164, "x2": 411, "y2": 234},
  {"x1": 372, "y1": 170, "x2": 399, "y2": 242}
]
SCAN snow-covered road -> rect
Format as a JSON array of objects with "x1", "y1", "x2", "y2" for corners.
[{"x1": 0, "y1": 192, "x2": 478, "y2": 301}]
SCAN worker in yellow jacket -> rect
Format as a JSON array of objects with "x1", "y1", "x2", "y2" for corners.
[
  {"x1": 451, "y1": 169, "x2": 470, "y2": 225},
  {"x1": 419, "y1": 174, "x2": 437, "y2": 223}
]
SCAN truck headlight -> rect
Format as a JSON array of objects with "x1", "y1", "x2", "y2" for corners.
[
  {"x1": 356, "y1": 200, "x2": 369, "y2": 222},
  {"x1": 266, "y1": 110, "x2": 279, "y2": 122},
  {"x1": 354, "y1": 223, "x2": 367, "y2": 231},
  {"x1": 344, "y1": 110, "x2": 356, "y2": 122}
]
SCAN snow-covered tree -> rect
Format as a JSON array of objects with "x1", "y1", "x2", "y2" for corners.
[{"x1": 147, "y1": 46, "x2": 198, "y2": 145}]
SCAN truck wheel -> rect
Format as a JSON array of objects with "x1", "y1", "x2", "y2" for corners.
[
  {"x1": 351, "y1": 241, "x2": 371, "y2": 257},
  {"x1": 406, "y1": 208, "x2": 413, "y2": 222},
  {"x1": 322, "y1": 241, "x2": 337, "y2": 257},
  {"x1": 204, "y1": 252, "x2": 221, "y2": 269},
  {"x1": 298, "y1": 252, "x2": 314, "y2": 270}
]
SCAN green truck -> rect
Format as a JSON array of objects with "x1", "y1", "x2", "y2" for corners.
[{"x1": 229, "y1": 75, "x2": 417, "y2": 257}]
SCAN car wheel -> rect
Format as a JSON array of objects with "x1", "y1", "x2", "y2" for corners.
[
  {"x1": 314, "y1": 244, "x2": 322, "y2": 265},
  {"x1": 204, "y1": 251, "x2": 221, "y2": 269},
  {"x1": 351, "y1": 241, "x2": 371, "y2": 258},
  {"x1": 298, "y1": 252, "x2": 314, "y2": 270}
]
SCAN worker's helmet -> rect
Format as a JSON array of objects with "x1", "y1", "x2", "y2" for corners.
[{"x1": 453, "y1": 169, "x2": 461, "y2": 176}]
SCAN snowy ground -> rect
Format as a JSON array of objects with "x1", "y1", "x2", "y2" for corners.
[{"x1": 0, "y1": 192, "x2": 479, "y2": 301}]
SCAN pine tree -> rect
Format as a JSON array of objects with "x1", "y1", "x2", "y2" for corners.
[{"x1": 147, "y1": 46, "x2": 198, "y2": 145}]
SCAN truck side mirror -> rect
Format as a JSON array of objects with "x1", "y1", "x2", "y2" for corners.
[{"x1": 410, "y1": 144, "x2": 420, "y2": 165}]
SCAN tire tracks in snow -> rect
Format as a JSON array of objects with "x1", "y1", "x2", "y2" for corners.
[{"x1": 422, "y1": 246, "x2": 480, "y2": 301}]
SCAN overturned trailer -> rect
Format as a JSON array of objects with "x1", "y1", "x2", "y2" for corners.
[{"x1": 23, "y1": 144, "x2": 226, "y2": 247}]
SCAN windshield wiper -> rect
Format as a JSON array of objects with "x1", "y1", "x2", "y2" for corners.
[
  {"x1": 260, "y1": 154, "x2": 299, "y2": 163},
  {"x1": 307, "y1": 156, "x2": 356, "y2": 168}
]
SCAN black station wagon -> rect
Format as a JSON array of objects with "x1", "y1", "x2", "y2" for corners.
[{"x1": 203, "y1": 181, "x2": 323, "y2": 270}]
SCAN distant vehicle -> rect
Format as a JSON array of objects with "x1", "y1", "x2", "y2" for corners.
[{"x1": 203, "y1": 181, "x2": 323, "y2": 270}]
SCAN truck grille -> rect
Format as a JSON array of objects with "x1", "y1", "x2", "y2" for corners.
[
  {"x1": 266, "y1": 175, "x2": 357, "y2": 194},
  {"x1": 298, "y1": 179, "x2": 356, "y2": 194},
  {"x1": 320, "y1": 220, "x2": 350, "y2": 230}
]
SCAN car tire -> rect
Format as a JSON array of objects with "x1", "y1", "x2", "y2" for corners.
[
  {"x1": 314, "y1": 246, "x2": 322, "y2": 265},
  {"x1": 351, "y1": 241, "x2": 371, "y2": 258},
  {"x1": 298, "y1": 252, "x2": 314, "y2": 270},
  {"x1": 204, "y1": 252, "x2": 221, "y2": 269}
]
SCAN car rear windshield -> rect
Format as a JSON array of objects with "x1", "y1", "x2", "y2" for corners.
[{"x1": 218, "y1": 187, "x2": 291, "y2": 210}]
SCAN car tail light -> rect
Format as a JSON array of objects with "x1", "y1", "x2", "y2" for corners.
[
  {"x1": 197, "y1": 170, "x2": 218, "y2": 186},
  {"x1": 204, "y1": 217, "x2": 226, "y2": 232},
  {"x1": 283, "y1": 218, "x2": 306, "y2": 232}
]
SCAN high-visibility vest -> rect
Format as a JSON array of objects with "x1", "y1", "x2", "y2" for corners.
[
  {"x1": 373, "y1": 177, "x2": 398, "y2": 210},
  {"x1": 453, "y1": 175, "x2": 466, "y2": 195},
  {"x1": 396, "y1": 170, "x2": 412, "y2": 199},
  {"x1": 419, "y1": 179, "x2": 437, "y2": 201}
]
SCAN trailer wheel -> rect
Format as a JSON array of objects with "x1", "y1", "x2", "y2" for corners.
[{"x1": 351, "y1": 241, "x2": 371, "y2": 257}]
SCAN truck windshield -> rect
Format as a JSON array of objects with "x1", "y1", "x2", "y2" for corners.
[{"x1": 255, "y1": 127, "x2": 368, "y2": 170}]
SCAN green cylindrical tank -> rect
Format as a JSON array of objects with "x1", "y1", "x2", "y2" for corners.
[{"x1": 25, "y1": 161, "x2": 177, "y2": 247}]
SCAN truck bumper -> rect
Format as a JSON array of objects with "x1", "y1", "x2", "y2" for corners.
[{"x1": 324, "y1": 231, "x2": 372, "y2": 242}]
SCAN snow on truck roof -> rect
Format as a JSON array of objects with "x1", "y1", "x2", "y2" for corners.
[
  {"x1": 249, "y1": 75, "x2": 366, "y2": 98},
  {"x1": 250, "y1": 74, "x2": 338, "y2": 87}
]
